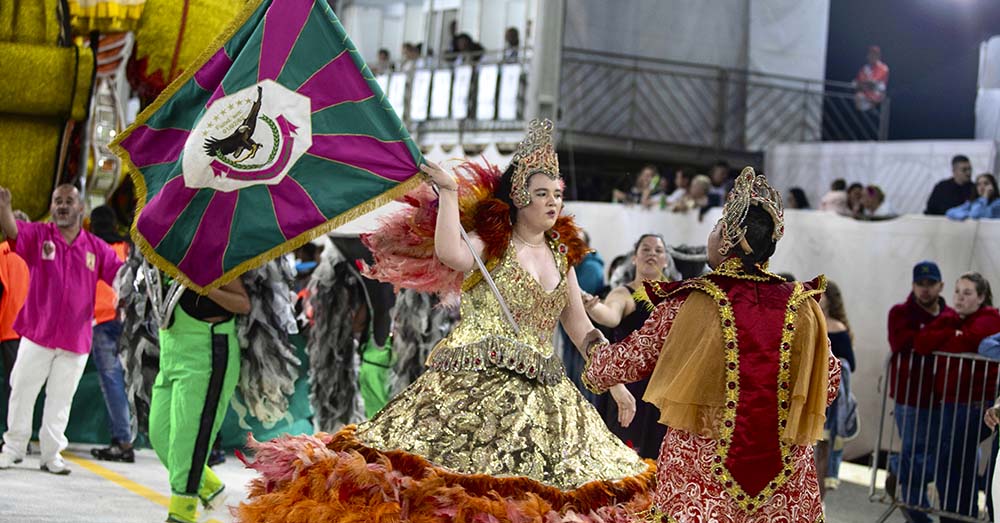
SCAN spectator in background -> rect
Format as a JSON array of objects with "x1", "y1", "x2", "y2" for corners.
[
  {"x1": 815, "y1": 280, "x2": 858, "y2": 497},
  {"x1": 915, "y1": 272, "x2": 1000, "y2": 523},
  {"x1": 662, "y1": 167, "x2": 694, "y2": 208},
  {"x1": 373, "y1": 48, "x2": 393, "y2": 75},
  {"x1": 452, "y1": 33, "x2": 483, "y2": 65},
  {"x1": 926, "y1": 155, "x2": 975, "y2": 215},
  {"x1": 887, "y1": 261, "x2": 949, "y2": 523},
  {"x1": 87, "y1": 206, "x2": 133, "y2": 463},
  {"x1": 445, "y1": 20, "x2": 459, "y2": 59},
  {"x1": 786, "y1": 187, "x2": 811, "y2": 209},
  {"x1": 0, "y1": 210, "x2": 28, "y2": 424},
  {"x1": 861, "y1": 185, "x2": 896, "y2": 219},
  {"x1": 671, "y1": 174, "x2": 716, "y2": 213},
  {"x1": 582, "y1": 233, "x2": 671, "y2": 459},
  {"x1": 946, "y1": 173, "x2": 1000, "y2": 220},
  {"x1": 708, "y1": 161, "x2": 731, "y2": 201},
  {"x1": 612, "y1": 164, "x2": 657, "y2": 205},
  {"x1": 400, "y1": 43, "x2": 419, "y2": 72},
  {"x1": 854, "y1": 45, "x2": 889, "y2": 113},
  {"x1": 560, "y1": 230, "x2": 603, "y2": 402},
  {"x1": 575, "y1": 230, "x2": 604, "y2": 295},
  {"x1": 503, "y1": 27, "x2": 520, "y2": 63},
  {"x1": 847, "y1": 182, "x2": 865, "y2": 217},
  {"x1": 820, "y1": 179, "x2": 849, "y2": 214}
]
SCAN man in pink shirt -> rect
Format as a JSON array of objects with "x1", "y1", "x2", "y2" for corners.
[{"x1": 0, "y1": 184, "x2": 123, "y2": 474}]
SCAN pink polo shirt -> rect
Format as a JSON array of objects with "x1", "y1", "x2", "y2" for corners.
[{"x1": 11, "y1": 221, "x2": 123, "y2": 354}]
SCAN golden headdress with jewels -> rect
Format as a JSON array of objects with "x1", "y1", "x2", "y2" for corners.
[
  {"x1": 509, "y1": 119, "x2": 561, "y2": 208},
  {"x1": 719, "y1": 167, "x2": 784, "y2": 255}
]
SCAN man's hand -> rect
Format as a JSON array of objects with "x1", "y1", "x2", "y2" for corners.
[
  {"x1": 582, "y1": 328, "x2": 607, "y2": 352},
  {"x1": 610, "y1": 384, "x2": 636, "y2": 428},
  {"x1": 0, "y1": 187, "x2": 11, "y2": 210},
  {"x1": 0, "y1": 186, "x2": 17, "y2": 241},
  {"x1": 986, "y1": 405, "x2": 1000, "y2": 430}
]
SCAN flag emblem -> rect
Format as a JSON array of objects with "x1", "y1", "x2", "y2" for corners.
[{"x1": 185, "y1": 80, "x2": 312, "y2": 192}]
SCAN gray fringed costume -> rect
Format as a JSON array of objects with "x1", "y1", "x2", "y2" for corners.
[
  {"x1": 387, "y1": 289, "x2": 456, "y2": 397},
  {"x1": 305, "y1": 243, "x2": 367, "y2": 431},
  {"x1": 117, "y1": 252, "x2": 301, "y2": 435}
]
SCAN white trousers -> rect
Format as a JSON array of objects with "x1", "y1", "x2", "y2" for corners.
[{"x1": 3, "y1": 338, "x2": 88, "y2": 463}]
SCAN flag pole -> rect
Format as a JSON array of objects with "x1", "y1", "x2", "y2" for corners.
[{"x1": 432, "y1": 185, "x2": 520, "y2": 335}]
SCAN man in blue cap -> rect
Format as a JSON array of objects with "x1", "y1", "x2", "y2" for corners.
[{"x1": 886, "y1": 260, "x2": 950, "y2": 523}]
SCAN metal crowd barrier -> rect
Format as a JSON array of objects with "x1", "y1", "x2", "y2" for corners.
[{"x1": 870, "y1": 351, "x2": 1000, "y2": 522}]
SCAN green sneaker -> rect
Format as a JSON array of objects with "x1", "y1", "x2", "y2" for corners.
[
  {"x1": 198, "y1": 466, "x2": 226, "y2": 510},
  {"x1": 199, "y1": 484, "x2": 226, "y2": 511},
  {"x1": 166, "y1": 493, "x2": 198, "y2": 523}
]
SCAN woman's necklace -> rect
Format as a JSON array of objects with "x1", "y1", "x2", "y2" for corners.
[{"x1": 513, "y1": 230, "x2": 546, "y2": 248}]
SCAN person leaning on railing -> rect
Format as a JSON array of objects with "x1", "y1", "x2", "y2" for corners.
[
  {"x1": 915, "y1": 272, "x2": 1000, "y2": 523},
  {"x1": 886, "y1": 261, "x2": 949, "y2": 523}
]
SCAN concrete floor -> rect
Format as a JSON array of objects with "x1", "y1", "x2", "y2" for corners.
[{"x1": 0, "y1": 442, "x2": 906, "y2": 523}]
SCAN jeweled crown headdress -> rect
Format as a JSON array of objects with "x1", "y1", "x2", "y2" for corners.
[
  {"x1": 719, "y1": 167, "x2": 784, "y2": 255},
  {"x1": 509, "y1": 119, "x2": 560, "y2": 208}
]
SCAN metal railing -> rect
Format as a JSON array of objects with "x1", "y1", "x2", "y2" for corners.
[
  {"x1": 870, "y1": 351, "x2": 1000, "y2": 522},
  {"x1": 558, "y1": 47, "x2": 890, "y2": 153},
  {"x1": 373, "y1": 48, "x2": 531, "y2": 130}
]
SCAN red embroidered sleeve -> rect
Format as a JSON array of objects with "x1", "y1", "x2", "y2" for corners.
[
  {"x1": 583, "y1": 297, "x2": 685, "y2": 392},
  {"x1": 827, "y1": 354, "x2": 842, "y2": 407}
]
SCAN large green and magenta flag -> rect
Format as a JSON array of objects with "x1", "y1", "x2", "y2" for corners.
[{"x1": 111, "y1": 0, "x2": 422, "y2": 293}]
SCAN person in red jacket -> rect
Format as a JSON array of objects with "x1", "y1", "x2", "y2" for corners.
[
  {"x1": 915, "y1": 272, "x2": 1000, "y2": 522},
  {"x1": 886, "y1": 261, "x2": 949, "y2": 523}
]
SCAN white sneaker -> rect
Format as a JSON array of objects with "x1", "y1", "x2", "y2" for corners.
[
  {"x1": 40, "y1": 457, "x2": 71, "y2": 475},
  {"x1": 0, "y1": 451, "x2": 23, "y2": 469}
]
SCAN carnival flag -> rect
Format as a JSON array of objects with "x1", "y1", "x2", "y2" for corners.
[{"x1": 111, "y1": 0, "x2": 423, "y2": 293}]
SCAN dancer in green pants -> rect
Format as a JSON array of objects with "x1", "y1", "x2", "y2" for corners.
[{"x1": 149, "y1": 280, "x2": 249, "y2": 523}]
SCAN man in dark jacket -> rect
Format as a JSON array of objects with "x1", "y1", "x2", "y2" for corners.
[{"x1": 925, "y1": 155, "x2": 974, "y2": 215}]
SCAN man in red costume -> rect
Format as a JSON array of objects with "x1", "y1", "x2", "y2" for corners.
[{"x1": 584, "y1": 167, "x2": 840, "y2": 523}]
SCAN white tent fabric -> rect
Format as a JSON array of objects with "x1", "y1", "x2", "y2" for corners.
[
  {"x1": 563, "y1": 0, "x2": 828, "y2": 82},
  {"x1": 976, "y1": 37, "x2": 1000, "y2": 141},
  {"x1": 766, "y1": 140, "x2": 999, "y2": 215}
]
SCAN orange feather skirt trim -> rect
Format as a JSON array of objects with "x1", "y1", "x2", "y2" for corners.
[{"x1": 235, "y1": 425, "x2": 655, "y2": 522}]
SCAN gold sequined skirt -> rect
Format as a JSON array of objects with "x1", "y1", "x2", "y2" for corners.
[
  {"x1": 357, "y1": 367, "x2": 649, "y2": 489},
  {"x1": 236, "y1": 368, "x2": 655, "y2": 523}
]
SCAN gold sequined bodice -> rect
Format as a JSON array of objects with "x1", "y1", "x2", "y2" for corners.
[{"x1": 426, "y1": 242, "x2": 568, "y2": 384}]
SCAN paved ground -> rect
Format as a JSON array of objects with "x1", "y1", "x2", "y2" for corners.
[{"x1": 0, "y1": 442, "x2": 907, "y2": 522}]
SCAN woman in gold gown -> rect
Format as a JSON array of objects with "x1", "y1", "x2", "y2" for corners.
[{"x1": 236, "y1": 120, "x2": 654, "y2": 523}]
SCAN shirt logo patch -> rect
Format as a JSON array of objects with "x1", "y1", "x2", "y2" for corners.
[
  {"x1": 86, "y1": 252, "x2": 96, "y2": 271},
  {"x1": 41, "y1": 241, "x2": 55, "y2": 261}
]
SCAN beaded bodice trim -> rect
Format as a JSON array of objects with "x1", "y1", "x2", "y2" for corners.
[{"x1": 427, "y1": 240, "x2": 568, "y2": 384}]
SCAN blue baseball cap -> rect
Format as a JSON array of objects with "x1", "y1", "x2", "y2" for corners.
[{"x1": 913, "y1": 261, "x2": 942, "y2": 283}]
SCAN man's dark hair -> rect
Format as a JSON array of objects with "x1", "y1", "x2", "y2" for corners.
[
  {"x1": 952, "y1": 155, "x2": 971, "y2": 166},
  {"x1": 640, "y1": 163, "x2": 659, "y2": 176},
  {"x1": 378, "y1": 48, "x2": 390, "y2": 57},
  {"x1": 848, "y1": 182, "x2": 863, "y2": 192},
  {"x1": 831, "y1": 178, "x2": 847, "y2": 191},
  {"x1": 90, "y1": 205, "x2": 127, "y2": 244},
  {"x1": 737, "y1": 205, "x2": 777, "y2": 272}
]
